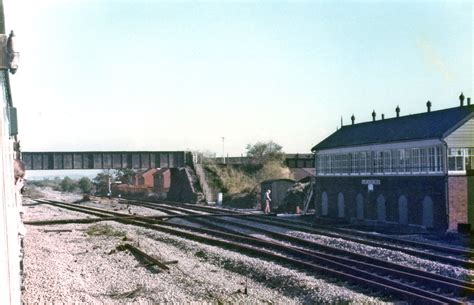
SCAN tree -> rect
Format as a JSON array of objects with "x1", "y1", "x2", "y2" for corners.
[
  {"x1": 114, "y1": 168, "x2": 135, "y2": 184},
  {"x1": 257, "y1": 161, "x2": 292, "y2": 181},
  {"x1": 246, "y1": 141, "x2": 285, "y2": 164},
  {"x1": 60, "y1": 176, "x2": 76, "y2": 192},
  {"x1": 93, "y1": 170, "x2": 114, "y2": 195},
  {"x1": 78, "y1": 177, "x2": 93, "y2": 194}
]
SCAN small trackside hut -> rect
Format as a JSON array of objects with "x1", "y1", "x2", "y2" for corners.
[
  {"x1": 311, "y1": 94, "x2": 474, "y2": 232},
  {"x1": 260, "y1": 179, "x2": 296, "y2": 213}
]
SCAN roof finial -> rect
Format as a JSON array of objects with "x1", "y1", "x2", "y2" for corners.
[
  {"x1": 351, "y1": 114, "x2": 355, "y2": 125},
  {"x1": 372, "y1": 110, "x2": 376, "y2": 122},
  {"x1": 395, "y1": 105, "x2": 400, "y2": 118},
  {"x1": 460, "y1": 92, "x2": 465, "y2": 106},
  {"x1": 426, "y1": 100, "x2": 432, "y2": 112}
]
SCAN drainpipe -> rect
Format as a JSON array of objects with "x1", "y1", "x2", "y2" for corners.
[
  {"x1": 441, "y1": 139, "x2": 449, "y2": 232},
  {"x1": 313, "y1": 151, "x2": 318, "y2": 217}
]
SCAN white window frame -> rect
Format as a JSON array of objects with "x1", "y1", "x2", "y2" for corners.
[
  {"x1": 436, "y1": 146, "x2": 443, "y2": 172},
  {"x1": 427, "y1": 146, "x2": 443, "y2": 173},
  {"x1": 360, "y1": 152, "x2": 369, "y2": 175},
  {"x1": 398, "y1": 149, "x2": 406, "y2": 173},
  {"x1": 405, "y1": 148, "x2": 413, "y2": 173},
  {"x1": 412, "y1": 148, "x2": 421, "y2": 173},
  {"x1": 315, "y1": 139, "x2": 446, "y2": 177},
  {"x1": 448, "y1": 148, "x2": 473, "y2": 174},
  {"x1": 383, "y1": 150, "x2": 392, "y2": 174}
]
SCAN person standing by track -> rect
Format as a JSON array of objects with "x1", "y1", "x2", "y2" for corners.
[{"x1": 264, "y1": 189, "x2": 272, "y2": 214}]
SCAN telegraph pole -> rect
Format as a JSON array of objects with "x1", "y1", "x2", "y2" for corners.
[{"x1": 221, "y1": 137, "x2": 225, "y2": 164}]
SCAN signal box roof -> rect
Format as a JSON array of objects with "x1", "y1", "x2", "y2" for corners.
[{"x1": 312, "y1": 105, "x2": 474, "y2": 152}]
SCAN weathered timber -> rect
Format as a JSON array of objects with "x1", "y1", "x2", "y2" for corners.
[
  {"x1": 43, "y1": 229, "x2": 73, "y2": 233},
  {"x1": 118, "y1": 243, "x2": 170, "y2": 271}
]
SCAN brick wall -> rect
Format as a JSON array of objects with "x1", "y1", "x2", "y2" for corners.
[
  {"x1": 313, "y1": 175, "x2": 448, "y2": 231},
  {"x1": 468, "y1": 176, "x2": 474, "y2": 226},
  {"x1": 448, "y1": 176, "x2": 468, "y2": 231},
  {"x1": 142, "y1": 171, "x2": 155, "y2": 187},
  {"x1": 153, "y1": 169, "x2": 171, "y2": 193}
]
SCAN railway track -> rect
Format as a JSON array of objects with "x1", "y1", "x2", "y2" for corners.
[
  {"x1": 248, "y1": 216, "x2": 474, "y2": 267},
  {"x1": 126, "y1": 199, "x2": 474, "y2": 268},
  {"x1": 273, "y1": 216, "x2": 474, "y2": 257},
  {"x1": 28, "y1": 199, "x2": 474, "y2": 304},
  {"x1": 121, "y1": 201, "x2": 474, "y2": 292}
]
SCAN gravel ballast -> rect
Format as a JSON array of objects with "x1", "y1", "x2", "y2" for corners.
[
  {"x1": 219, "y1": 217, "x2": 473, "y2": 281},
  {"x1": 21, "y1": 189, "x2": 389, "y2": 304}
]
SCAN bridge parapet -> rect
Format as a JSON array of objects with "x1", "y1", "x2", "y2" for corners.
[{"x1": 22, "y1": 151, "x2": 192, "y2": 170}]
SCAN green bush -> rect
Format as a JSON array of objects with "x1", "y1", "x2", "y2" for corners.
[
  {"x1": 205, "y1": 164, "x2": 255, "y2": 194},
  {"x1": 204, "y1": 161, "x2": 292, "y2": 208},
  {"x1": 60, "y1": 176, "x2": 77, "y2": 192},
  {"x1": 28, "y1": 177, "x2": 62, "y2": 189},
  {"x1": 78, "y1": 177, "x2": 93, "y2": 194},
  {"x1": 246, "y1": 141, "x2": 285, "y2": 164},
  {"x1": 256, "y1": 160, "x2": 292, "y2": 182}
]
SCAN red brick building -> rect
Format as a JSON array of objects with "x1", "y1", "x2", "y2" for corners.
[
  {"x1": 113, "y1": 168, "x2": 173, "y2": 198},
  {"x1": 132, "y1": 168, "x2": 159, "y2": 188},
  {"x1": 153, "y1": 168, "x2": 171, "y2": 193}
]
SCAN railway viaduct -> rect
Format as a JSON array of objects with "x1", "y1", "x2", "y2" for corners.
[
  {"x1": 22, "y1": 151, "x2": 314, "y2": 170},
  {"x1": 22, "y1": 151, "x2": 192, "y2": 170}
]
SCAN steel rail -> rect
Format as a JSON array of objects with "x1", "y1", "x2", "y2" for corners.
[
  {"x1": 32, "y1": 199, "x2": 253, "y2": 221},
  {"x1": 244, "y1": 216, "x2": 474, "y2": 268},
  {"x1": 118, "y1": 201, "x2": 474, "y2": 296},
  {"x1": 126, "y1": 199, "x2": 474, "y2": 258},
  {"x1": 125, "y1": 200, "x2": 474, "y2": 268},
  {"x1": 123, "y1": 199, "x2": 245, "y2": 215},
  {"x1": 278, "y1": 216, "x2": 474, "y2": 257},
  {"x1": 193, "y1": 215, "x2": 474, "y2": 292},
  {"x1": 34, "y1": 199, "x2": 463, "y2": 304}
]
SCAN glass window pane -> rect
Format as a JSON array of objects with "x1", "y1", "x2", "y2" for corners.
[
  {"x1": 428, "y1": 147, "x2": 434, "y2": 172},
  {"x1": 391, "y1": 150, "x2": 398, "y2": 173},
  {"x1": 420, "y1": 148, "x2": 427, "y2": 172},
  {"x1": 455, "y1": 156, "x2": 464, "y2": 170},
  {"x1": 436, "y1": 147, "x2": 443, "y2": 172},
  {"x1": 448, "y1": 157, "x2": 456, "y2": 171},
  {"x1": 398, "y1": 149, "x2": 405, "y2": 172},
  {"x1": 383, "y1": 151, "x2": 391, "y2": 173},
  {"x1": 465, "y1": 155, "x2": 472, "y2": 171},
  {"x1": 405, "y1": 149, "x2": 412, "y2": 172},
  {"x1": 412, "y1": 149, "x2": 419, "y2": 172}
]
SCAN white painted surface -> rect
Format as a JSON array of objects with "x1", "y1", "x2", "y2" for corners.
[
  {"x1": 445, "y1": 117, "x2": 474, "y2": 148},
  {"x1": 0, "y1": 70, "x2": 21, "y2": 305}
]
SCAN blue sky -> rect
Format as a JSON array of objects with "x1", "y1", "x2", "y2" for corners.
[{"x1": 5, "y1": 0, "x2": 473, "y2": 157}]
